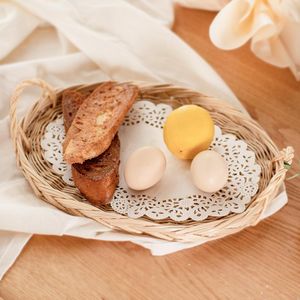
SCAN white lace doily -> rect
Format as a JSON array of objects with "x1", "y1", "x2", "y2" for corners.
[{"x1": 41, "y1": 100, "x2": 261, "y2": 221}]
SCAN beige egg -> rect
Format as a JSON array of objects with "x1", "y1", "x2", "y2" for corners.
[
  {"x1": 191, "y1": 150, "x2": 228, "y2": 193},
  {"x1": 125, "y1": 146, "x2": 166, "y2": 191}
]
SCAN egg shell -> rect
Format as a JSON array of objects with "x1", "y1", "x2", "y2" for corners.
[
  {"x1": 191, "y1": 150, "x2": 228, "y2": 193},
  {"x1": 125, "y1": 146, "x2": 166, "y2": 191}
]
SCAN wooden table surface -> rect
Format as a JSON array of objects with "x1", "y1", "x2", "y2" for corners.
[{"x1": 1, "y1": 6, "x2": 300, "y2": 300}]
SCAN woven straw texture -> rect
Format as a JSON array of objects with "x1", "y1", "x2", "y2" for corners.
[{"x1": 10, "y1": 79, "x2": 294, "y2": 242}]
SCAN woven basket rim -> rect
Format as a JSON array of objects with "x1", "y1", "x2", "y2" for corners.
[{"x1": 9, "y1": 78, "x2": 294, "y2": 242}]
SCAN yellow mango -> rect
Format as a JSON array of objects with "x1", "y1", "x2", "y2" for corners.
[{"x1": 163, "y1": 105, "x2": 214, "y2": 160}]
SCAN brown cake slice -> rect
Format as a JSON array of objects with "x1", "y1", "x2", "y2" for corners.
[
  {"x1": 62, "y1": 88, "x2": 120, "y2": 205},
  {"x1": 63, "y1": 82, "x2": 139, "y2": 164}
]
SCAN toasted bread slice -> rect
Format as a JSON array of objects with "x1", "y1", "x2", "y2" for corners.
[
  {"x1": 62, "y1": 88, "x2": 120, "y2": 205},
  {"x1": 63, "y1": 82, "x2": 139, "y2": 164},
  {"x1": 62, "y1": 90, "x2": 88, "y2": 130},
  {"x1": 71, "y1": 136, "x2": 120, "y2": 205}
]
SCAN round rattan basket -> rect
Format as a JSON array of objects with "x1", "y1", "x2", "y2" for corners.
[{"x1": 10, "y1": 78, "x2": 294, "y2": 242}]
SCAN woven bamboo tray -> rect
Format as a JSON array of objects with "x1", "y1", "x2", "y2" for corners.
[{"x1": 9, "y1": 78, "x2": 294, "y2": 242}]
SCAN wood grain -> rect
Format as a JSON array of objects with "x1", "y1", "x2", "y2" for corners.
[{"x1": 1, "y1": 6, "x2": 299, "y2": 300}]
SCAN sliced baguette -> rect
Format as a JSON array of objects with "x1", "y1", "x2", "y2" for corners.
[
  {"x1": 62, "y1": 88, "x2": 120, "y2": 205},
  {"x1": 63, "y1": 82, "x2": 139, "y2": 164}
]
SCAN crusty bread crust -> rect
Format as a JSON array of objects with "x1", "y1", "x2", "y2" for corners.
[
  {"x1": 62, "y1": 88, "x2": 120, "y2": 205},
  {"x1": 63, "y1": 82, "x2": 139, "y2": 164}
]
